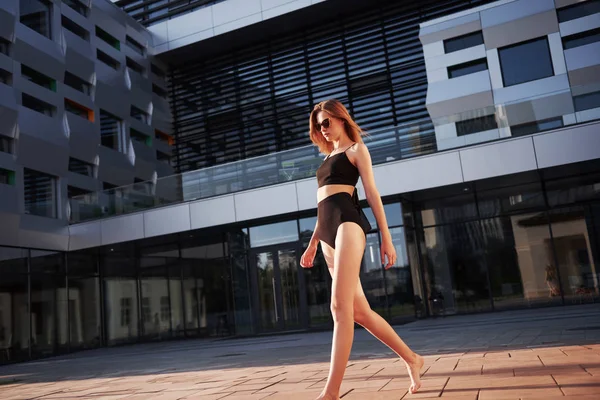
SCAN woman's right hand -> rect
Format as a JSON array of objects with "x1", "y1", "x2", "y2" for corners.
[{"x1": 300, "y1": 244, "x2": 317, "y2": 268}]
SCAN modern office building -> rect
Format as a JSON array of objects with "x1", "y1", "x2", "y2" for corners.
[{"x1": 0, "y1": 0, "x2": 599, "y2": 364}]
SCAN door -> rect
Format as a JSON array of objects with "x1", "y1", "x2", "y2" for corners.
[{"x1": 251, "y1": 245, "x2": 307, "y2": 332}]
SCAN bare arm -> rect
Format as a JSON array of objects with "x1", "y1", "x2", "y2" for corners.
[
  {"x1": 353, "y1": 143, "x2": 391, "y2": 243},
  {"x1": 308, "y1": 219, "x2": 320, "y2": 249}
]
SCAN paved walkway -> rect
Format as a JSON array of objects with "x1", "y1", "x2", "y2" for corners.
[{"x1": 1, "y1": 304, "x2": 599, "y2": 399}]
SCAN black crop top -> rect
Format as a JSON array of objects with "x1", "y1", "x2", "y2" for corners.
[{"x1": 316, "y1": 143, "x2": 359, "y2": 188}]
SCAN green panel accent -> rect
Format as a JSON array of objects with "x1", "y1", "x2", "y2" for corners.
[
  {"x1": 50, "y1": 80, "x2": 56, "y2": 92},
  {"x1": 9, "y1": 171, "x2": 15, "y2": 185},
  {"x1": 145, "y1": 136, "x2": 153, "y2": 146}
]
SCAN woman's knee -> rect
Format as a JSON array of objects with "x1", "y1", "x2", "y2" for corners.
[
  {"x1": 330, "y1": 300, "x2": 353, "y2": 322},
  {"x1": 353, "y1": 302, "x2": 372, "y2": 325}
]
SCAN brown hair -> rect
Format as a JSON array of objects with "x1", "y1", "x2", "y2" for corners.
[{"x1": 309, "y1": 99, "x2": 365, "y2": 155}]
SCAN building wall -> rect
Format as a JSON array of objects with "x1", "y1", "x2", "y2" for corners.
[
  {"x1": 420, "y1": 0, "x2": 600, "y2": 151},
  {"x1": 0, "y1": 0, "x2": 173, "y2": 250}
]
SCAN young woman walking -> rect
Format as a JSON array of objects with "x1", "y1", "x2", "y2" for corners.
[{"x1": 300, "y1": 100, "x2": 424, "y2": 400}]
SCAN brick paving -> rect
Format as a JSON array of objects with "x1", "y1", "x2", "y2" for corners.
[{"x1": 1, "y1": 304, "x2": 599, "y2": 399}]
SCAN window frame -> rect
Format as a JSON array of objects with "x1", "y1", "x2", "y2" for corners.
[
  {"x1": 443, "y1": 31, "x2": 484, "y2": 54},
  {"x1": 498, "y1": 36, "x2": 554, "y2": 87},
  {"x1": 447, "y1": 58, "x2": 488, "y2": 79}
]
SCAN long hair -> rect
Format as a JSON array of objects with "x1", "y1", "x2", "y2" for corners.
[{"x1": 309, "y1": 99, "x2": 365, "y2": 155}]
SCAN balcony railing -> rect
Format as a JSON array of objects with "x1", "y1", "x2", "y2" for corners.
[{"x1": 69, "y1": 84, "x2": 599, "y2": 223}]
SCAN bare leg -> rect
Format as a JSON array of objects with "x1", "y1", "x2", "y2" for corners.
[
  {"x1": 353, "y1": 283, "x2": 424, "y2": 393},
  {"x1": 317, "y1": 223, "x2": 365, "y2": 400},
  {"x1": 320, "y1": 252, "x2": 424, "y2": 394}
]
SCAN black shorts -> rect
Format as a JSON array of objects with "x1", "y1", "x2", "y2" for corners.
[{"x1": 316, "y1": 190, "x2": 372, "y2": 249}]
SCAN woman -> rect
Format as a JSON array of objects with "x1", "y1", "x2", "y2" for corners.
[{"x1": 300, "y1": 100, "x2": 424, "y2": 399}]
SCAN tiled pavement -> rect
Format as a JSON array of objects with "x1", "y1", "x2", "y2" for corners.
[{"x1": 1, "y1": 304, "x2": 600, "y2": 399}]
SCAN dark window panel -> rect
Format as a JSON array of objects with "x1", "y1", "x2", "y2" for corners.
[
  {"x1": 0, "y1": 37, "x2": 11, "y2": 55},
  {"x1": 557, "y1": 0, "x2": 600, "y2": 23},
  {"x1": 447, "y1": 58, "x2": 488, "y2": 79},
  {"x1": 97, "y1": 49, "x2": 120, "y2": 70},
  {"x1": 64, "y1": 71, "x2": 91, "y2": 95},
  {"x1": 511, "y1": 117, "x2": 563, "y2": 137},
  {"x1": 574, "y1": 91, "x2": 600, "y2": 112},
  {"x1": 24, "y1": 168, "x2": 57, "y2": 218},
  {"x1": 69, "y1": 157, "x2": 94, "y2": 176},
  {"x1": 126, "y1": 57, "x2": 145, "y2": 75},
  {"x1": 562, "y1": 27, "x2": 600, "y2": 50},
  {"x1": 22, "y1": 93, "x2": 55, "y2": 116},
  {"x1": 0, "y1": 135, "x2": 13, "y2": 154},
  {"x1": 95, "y1": 26, "x2": 120, "y2": 50},
  {"x1": 21, "y1": 64, "x2": 56, "y2": 91},
  {"x1": 0, "y1": 68, "x2": 12, "y2": 85},
  {"x1": 456, "y1": 114, "x2": 498, "y2": 136},
  {"x1": 444, "y1": 31, "x2": 484, "y2": 53},
  {"x1": 126, "y1": 35, "x2": 145, "y2": 55},
  {"x1": 100, "y1": 110, "x2": 123, "y2": 151},
  {"x1": 498, "y1": 37, "x2": 554, "y2": 87},
  {"x1": 63, "y1": 0, "x2": 88, "y2": 17},
  {"x1": 61, "y1": 15, "x2": 89, "y2": 41},
  {"x1": 0, "y1": 168, "x2": 15, "y2": 185},
  {"x1": 20, "y1": 0, "x2": 52, "y2": 39}
]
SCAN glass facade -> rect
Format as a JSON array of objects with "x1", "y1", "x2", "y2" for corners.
[
  {"x1": 169, "y1": 0, "x2": 498, "y2": 172},
  {"x1": 2, "y1": 167, "x2": 600, "y2": 364}
]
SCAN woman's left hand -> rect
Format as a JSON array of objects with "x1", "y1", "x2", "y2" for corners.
[{"x1": 380, "y1": 238, "x2": 396, "y2": 270}]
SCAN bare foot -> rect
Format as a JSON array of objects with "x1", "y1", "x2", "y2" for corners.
[
  {"x1": 405, "y1": 354, "x2": 424, "y2": 394},
  {"x1": 315, "y1": 391, "x2": 339, "y2": 400}
]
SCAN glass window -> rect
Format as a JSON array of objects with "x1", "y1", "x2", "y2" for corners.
[
  {"x1": 64, "y1": 71, "x2": 91, "y2": 95},
  {"x1": 68, "y1": 157, "x2": 94, "y2": 176},
  {"x1": 100, "y1": 110, "x2": 123, "y2": 151},
  {"x1": 24, "y1": 168, "x2": 57, "y2": 218},
  {"x1": 65, "y1": 99, "x2": 92, "y2": 121},
  {"x1": 0, "y1": 136, "x2": 13, "y2": 155},
  {"x1": 95, "y1": 26, "x2": 120, "y2": 50},
  {"x1": 456, "y1": 114, "x2": 498, "y2": 136},
  {"x1": 101, "y1": 244, "x2": 138, "y2": 345},
  {"x1": 22, "y1": 93, "x2": 55, "y2": 116},
  {"x1": 498, "y1": 37, "x2": 554, "y2": 87},
  {"x1": 97, "y1": 49, "x2": 120, "y2": 70},
  {"x1": 477, "y1": 183, "x2": 545, "y2": 218},
  {"x1": 562, "y1": 27, "x2": 600, "y2": 50},
  {"x1": 444, "y1": 31, "x2": 484, "y2": 53},
  {"x1": 420, "y1": 193, "x2": 478, "y2": 226},
  {"x1": 61, "y1": 15, "x2": 89, "y2": 41},
  {"x1": 447, "y1": 58, "x2": 488, "y2": 79},
  {"x1": 152, "y1": 84, "x2": 168, "y2": 98},
  {"x1": 363, "y1": 203, "x2": 404, "y2": 228},
  {"x1": 545, "y1": 172, "x2": 600, "y2": 207},
  {"x1": 482, "y1": 213, "x2": 562, "y2": 310},
  {"x1": 126, "y1": 35, "x2": 145, "y2": 55},
  {"x1": 131, "y1": 105, "x2": 149, "y2": 123},
  {"x1": 30, "y1": 251, "x2": 67, "y2": 355},
  {"x1": 0, "y1": 37, "x2": 10, "y2": 55},
  {"x1": 557, "y1": 0, "x2": 600, "y2": 23},
  {"x1": 130, "y1": 128, "x2": 151, "y2": 146},
  {"x1": 180, "y1": 234, "x2": 232, "y2": 337},
  {"x1": 21, "y1": 64, "x2": 55, "y2": 92},
  {"x1": 548, "y1": 206, "x2": 599, "y2": 304},
  {"x1": 249, "y1": 220, "x2": 299, "y2": 248},
  {"x1": 385, "y1": 227, "x2": 415, "y2": 322},
  {"x1": 510, "y1": 117, "x2": 563, "y2": 137},
  {"x1": 420, "y1": 222, "x2": 491, "y2": 315},
  {"x1": 126, "y1": 57, "x2": 145, "y2": 76},
  {"x1": 573, "y1": 91, "x2": 600, "y2": 112},
  {"x1": 20, "y1": 0, "x2": 52, "y2": 39},
  {"x1": 0, "y1": 168, "x2": 15, "y2": 185},
  {"x1": 63, "y1": 0, "x2": 88, "y2": 17},
  {"x1": 0, "y1": 247, "x2": 30, "y2": 363},
  {"x1": 0, "y1": 68, "x2": 11, "y2": 85}
]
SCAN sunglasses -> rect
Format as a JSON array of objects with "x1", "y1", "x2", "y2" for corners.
[{"x1": 315, "y1": 117, "x2": 334, "y2": 131}]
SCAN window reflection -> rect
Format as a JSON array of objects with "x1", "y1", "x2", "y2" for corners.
[
  {"x1": 299, "y1": 216, "x2": 332, "y2": 328},
  {"x1": 385, "y1": 227, "x2": 415, "y2": 322},
  {"x1": 250, "y1": 221, "x2": 299, "y2": 248},
  {"x1": 101, "y1": 245, "x2": 139, "y2": 345},
  {"x1": 0, "y1": 247, "x2": 29, "y2": 363},
  {"x1": 549, "y1": 206, "x2": 599, "y2": 303}
]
